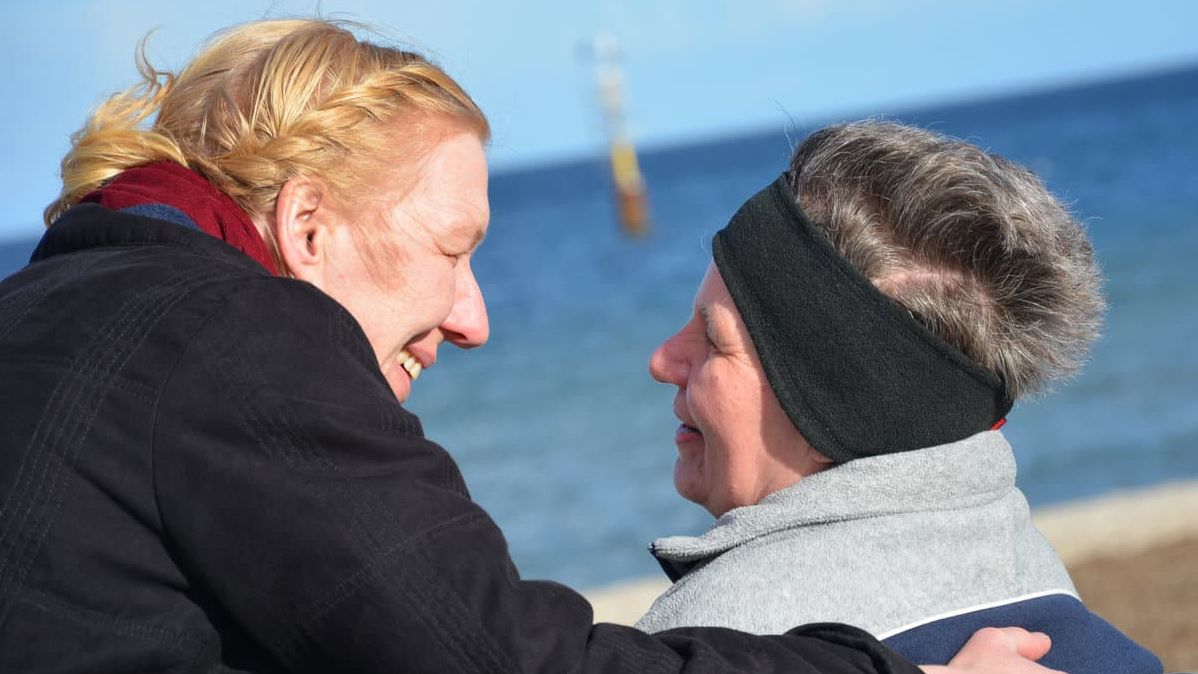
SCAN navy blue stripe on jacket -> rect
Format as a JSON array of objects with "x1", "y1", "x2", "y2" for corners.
[{"x1": 881, "y1": 592, "x2": 1161, "y2": 674}]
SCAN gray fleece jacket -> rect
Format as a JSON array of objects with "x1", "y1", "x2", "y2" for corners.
[{"x1": 635, "y1": 431, "x2": 1077, "y2": 637}]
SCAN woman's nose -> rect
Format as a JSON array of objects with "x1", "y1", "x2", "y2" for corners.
[
  {"x1": 649, "y1": 333, "x2": 686, "y2": 385},
  {"x1": 442, "y1": 262, "x2": 489, "y2": 348}
]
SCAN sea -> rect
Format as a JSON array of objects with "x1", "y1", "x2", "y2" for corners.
[{"x1": 1, "y1": 64, "x2": 1195, "y2": 591}]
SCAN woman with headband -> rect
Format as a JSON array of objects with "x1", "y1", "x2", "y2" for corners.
[{"x1": 638, "y1": 121, "x2": 1160, "y2": 673}]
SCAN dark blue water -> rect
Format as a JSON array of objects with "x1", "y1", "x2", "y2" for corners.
[{"x1": 3, "y1": 64, "x2": 1196, "y2": 590}]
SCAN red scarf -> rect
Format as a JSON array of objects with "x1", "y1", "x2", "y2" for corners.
[{"x1": 81, "y1": 161, "x2": 279, "y2": 274}]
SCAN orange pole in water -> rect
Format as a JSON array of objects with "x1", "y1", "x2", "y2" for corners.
[
  {"x1": 592, "y1": 34, "x2": 650, "y2": 237},
  {"x1": 610, "y1": 141, "x2": 649, "y2": 236}
]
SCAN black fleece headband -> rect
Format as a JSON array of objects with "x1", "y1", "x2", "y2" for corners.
[{"x1": 712, "y1": 174, "x2": 1012, "y2": 463}]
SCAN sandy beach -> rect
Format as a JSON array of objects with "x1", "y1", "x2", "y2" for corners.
[{"x1": 583, "y1": 480, "x2": 1198, "y2": 671}]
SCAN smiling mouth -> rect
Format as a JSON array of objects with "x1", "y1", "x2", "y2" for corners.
[
  {"x1": 397, "y1": 348, "x2": 423, "y2": 380},
  {"x1": 675, "y1": 423, "x2": 703, "y2": 442}
]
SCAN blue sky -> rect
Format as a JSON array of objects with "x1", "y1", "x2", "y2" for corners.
[{"x1": 3, "y1": 0, "x2": 1196, "y2": 241}]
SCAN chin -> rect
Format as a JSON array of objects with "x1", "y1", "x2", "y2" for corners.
[
  {"x1": 384, "y1": 365, "x2": 412, "y2": 402},
  {"x1": 672, "y1": 464, "x2": 708, "y2": 509}
]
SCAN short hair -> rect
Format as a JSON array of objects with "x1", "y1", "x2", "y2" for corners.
[
  {"x1": 787, "y1": 120, "x2": 1103, "y2": 399},
  {"x1": 45, "y1": 19, "x2": 489, "y2": 274}
]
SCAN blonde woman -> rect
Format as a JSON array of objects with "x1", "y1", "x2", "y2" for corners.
[{"x1": 0, "y1": 19, "x2": 1058, "y2": 674}]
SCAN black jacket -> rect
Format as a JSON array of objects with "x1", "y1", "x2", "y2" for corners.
[{"x1": 0, "y1": 204, "x2": 921, "y2": 673}]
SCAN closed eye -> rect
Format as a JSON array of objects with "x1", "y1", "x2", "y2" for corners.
[{"x1": 699, "y1": 306, "x2": 720, "y2": 348}]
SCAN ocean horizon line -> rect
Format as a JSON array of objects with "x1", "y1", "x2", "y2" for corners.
[
  {"x1": 489, "y1": 58, "x2": 1198, "y2": 180},
  {"x1": 2, "y1": 59, "x2": 1193, "y2": 249}
]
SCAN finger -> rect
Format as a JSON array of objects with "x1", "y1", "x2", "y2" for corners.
[
  {"x1": 971, "y1": 626, "x2": 1052, "y2": 661},
  {"x1": 1012, "y1": 630, "x2": 1052, "y2": 661}
]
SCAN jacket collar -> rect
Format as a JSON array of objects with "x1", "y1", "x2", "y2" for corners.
[
  {"x1": 650, "y1": 430, "x2": 1016, "y2": 581},
  {"x1": 32, "y1": 203, "x2": 269, "y2": 276}
]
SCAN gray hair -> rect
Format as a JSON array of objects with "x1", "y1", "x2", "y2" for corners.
[{"x1": 787, "y1": 120, "x2": 1104, "y2": 400}]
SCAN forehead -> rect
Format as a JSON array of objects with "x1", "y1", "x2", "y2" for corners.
[
  {"x1": 696, "y1": 264, "x2": 748, "y2": 336},
  {"x1": 397, "y1": 130, "x2": 490, "y2": 245},
  {"x1": 697, "y1": 263, "x2": 734, "y2": 311}
]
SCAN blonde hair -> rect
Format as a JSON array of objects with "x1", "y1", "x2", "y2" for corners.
[{"x1": 46, "y1": 18, "x2": 489, "y2": 272}]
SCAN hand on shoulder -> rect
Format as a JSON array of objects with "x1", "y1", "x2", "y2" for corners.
[{"x1": 921, "y1": 628, "x2": 1062, "y2": 674}]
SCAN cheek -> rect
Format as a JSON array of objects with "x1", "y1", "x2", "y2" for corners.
[
  {"x1": 391, "y1": 264, "x2": 454, "y2": 331},
  {"x1": 690, "y1": 374, "x2": 765, "y2": 510},
  {"x1": 351, "y1": 285, "x2": 439, "y2": 361},
  {"x1": 700, "y1": 423, "x2": 736, "y2": 497},
  {"x1": 429, "y1": 262, "x2": 461, "y2": 314}
]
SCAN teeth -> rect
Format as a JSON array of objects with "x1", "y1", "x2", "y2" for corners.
[{"x1": 397, "y1": 349, "x2": 422, "y2": 381}]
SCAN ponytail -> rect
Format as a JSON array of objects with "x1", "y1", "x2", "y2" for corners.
[{"x1": 44, "y1": 38, "x2": 188, "y2": 225}]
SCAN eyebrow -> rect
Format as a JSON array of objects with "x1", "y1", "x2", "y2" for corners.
[
  {"x1": 468, "y1": 222, "x2": 487, "y2": 249},
  {"x1": 699, "y1": 305, "x2": 719, "y2": 341},
  {"x1": 452, "y1": 218, "x2": 487, "y2": 254}
]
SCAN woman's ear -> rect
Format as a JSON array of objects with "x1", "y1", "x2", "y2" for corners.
[{"x1": 274, "y1": 176, "x2": 334, "y2": 287}]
